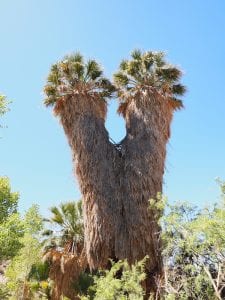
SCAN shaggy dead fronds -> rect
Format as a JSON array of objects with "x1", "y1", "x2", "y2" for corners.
[
  {"x1": 43, "y1": 249, "x2": 87, "y2": 300},
  {"x1": 53, "y1": 92, "x2": 107, "y2": 121}
]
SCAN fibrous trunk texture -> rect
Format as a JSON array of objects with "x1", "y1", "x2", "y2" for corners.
[
  {"x1": 55, "y1": 89, "x2": 174, "y2": 290},
  {"x1": 47, "y1": 250, "x2": 87, "y2": 300},
  {"x1": 54, "y1": 94, "x2": 119, "y2": 269},
  {"x1": 119, "y1": 89, "x2": 173, "y2": 293}
]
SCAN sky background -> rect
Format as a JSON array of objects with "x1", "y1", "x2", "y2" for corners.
[{"x1": 1, "y1": 0, "x2": 225, "y2": 215}]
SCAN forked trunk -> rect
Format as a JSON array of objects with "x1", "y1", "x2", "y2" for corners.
[{"x1": 54, "y1": 89, "x2": 174, "y2": 295}]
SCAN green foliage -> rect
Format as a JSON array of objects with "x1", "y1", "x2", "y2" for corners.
[
  {"x1": 43, "y1": 200, "x2": 84, "y2": 253},
  {"x1": 0, "y1": 182, "x2": 43, "y2": 262},
  {"x1": 114, "y1": 49, "x2": 186, "y2": 109},
  {"x1": 29, "y1": 261, "x2": 50, "y2": 282},
  {"x1": 24, "y1": 204, "x2": 43, "y2": 235},
  {"x1": 44, "y1": 52, "x2": 115, "y2": 106},
  {"x1": 73, "y1": 271, "x2": 95, "y2": 297},
  {"x1": 0, "y1": 176, "x2": 19, "y2": 223},
  {"x1": 0, "y1": 177, "x2": 22, "y2": 260},
  {"x1": 0, "y1": 213, "x2": 24, "y2": 260},
  {"x1": 158, "y1": 181, "x2": 225, "y2": 299},
  {"x1": 0, "y1": 283, "x2": 10, "y2": 300},
  {"x1": 81, "y1": 258, "x2": 147, "y2": 300},
  {"x1": 6, "y1": 233, "x2": 42, "y2": 290},
  {"x1": 5, "y1": 205, "x2": 45, "y2": 299},
  {"x1": 2, "y1": 177, "x2": 225, "y2": 300}
]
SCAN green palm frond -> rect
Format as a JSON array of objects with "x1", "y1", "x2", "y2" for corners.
[
  {"x1": 49, "y1": 206, "x2": 64, "y2": 225},
  {"x1": 150, "y1": 51, "x2": 165, "y2": 67},
  {"x1": 44, "y1": 52, "x2": 114, "y2": 106},
  {"x1": 131, "y1": 49, "x2": 142, "y2": 60},
  {"x1": 157, "y1": 66, "x2": 182, "y2": 82},
  {"x1": 172, "y1": 84, "x2": 187, "y2": 96},
  {"x1": 120, "y1": 59, "x2": 129, "y2": 71},
  {"x1": 90, "y1": 69, "x2": 103, "y2": 81},
  {"x1": 64, "y1": 51, "x2": 84, "y2": 64},
  {"x1": 113, "y1": 72, "x2": 129, "y2": 87},
  {"x1": 113, "y1": 49, "x2": 186, "y2": 108},
  {"x1": 43, "y1": 200, "x2": 84, "y2": 254},
  {"x1": 127, "y1": 60, "x2": 142, "y2": 77},
  {"x1": 85, "y1": 59, "x2": 102, "y2": 80},
  {"x1": 70, "y1": 62, "x2": 85, "y2": 80}
]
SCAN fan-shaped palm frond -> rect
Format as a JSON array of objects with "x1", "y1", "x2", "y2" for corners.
[
  {"x1": 44, "y1": 52, "x2": 115, "y2": 106},
  {"x1": 43, "y1": 200, "x2": 84, "y2": 255},
  {"x1": 113, "y1": 49, "x2": 186, "y2": 110}
]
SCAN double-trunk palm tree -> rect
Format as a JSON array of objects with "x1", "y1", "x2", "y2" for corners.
[{"x1": 44, "y1": 50, "x2": 185, "y2": 294}]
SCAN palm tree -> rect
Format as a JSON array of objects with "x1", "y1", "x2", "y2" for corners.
[
  {"x1": 113, "y1": 49, "x2": 186, "y2": 294},
  {"x1": 44, "y1": 50, "x2": 185, "y2": 295},
  {"x1": 44, "y1": 53, "x2": 117, "y2": 271},
  {"x1": 43, "y1": 201, "x2": 84, "y2": 255},
  {"x1": 43, "y1": 200, "x2": 85, "y2": 300}
]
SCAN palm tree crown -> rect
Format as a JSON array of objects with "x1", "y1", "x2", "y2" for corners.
[
  {"x1": 44, "y1": 52, "x2": 115, "y2": 107},
  {"x1": 113, "y1": 49, "x2": 186, "y2": 112},
  {"x1": 43, "y1": 201, "x2": 84, "y2": 254}
]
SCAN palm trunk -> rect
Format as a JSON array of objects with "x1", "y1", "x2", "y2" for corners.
[
  {"x1": 54, "y1": 89, "x2": 174, "y2": 294},
  {"x1": 54, "y1": 94, "x2": 119, "y2": 269},
  {"x1": 119, "y1": 88, "x2": 174, "y2": 293}
]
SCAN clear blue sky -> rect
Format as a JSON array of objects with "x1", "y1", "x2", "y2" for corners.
[{"x1": 1, "y1": 0, "x2": 225, "y2": 215}]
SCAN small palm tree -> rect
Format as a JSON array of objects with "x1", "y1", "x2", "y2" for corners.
[
  {"x1": 43, "y1": 201, "x2": 85, "y2": 300},
  {"x1": 43, "y1": 201, "x2": 83, "y2": 255}
]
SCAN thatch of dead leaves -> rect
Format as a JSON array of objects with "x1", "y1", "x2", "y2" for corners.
[{"x1": 43, "y1": 249, "x2": 87, "y2": 300}]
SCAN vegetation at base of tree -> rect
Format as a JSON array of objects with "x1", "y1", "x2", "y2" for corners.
[
  {"x1": 80, "y1": 258, "x2": 147, "y2": 300},
  {"x1": 149, "y1": 181, "x2": 225, "y2": 299},
  {"x1": 1, "y1": 179, "x2": 225, "y2": 299}
]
